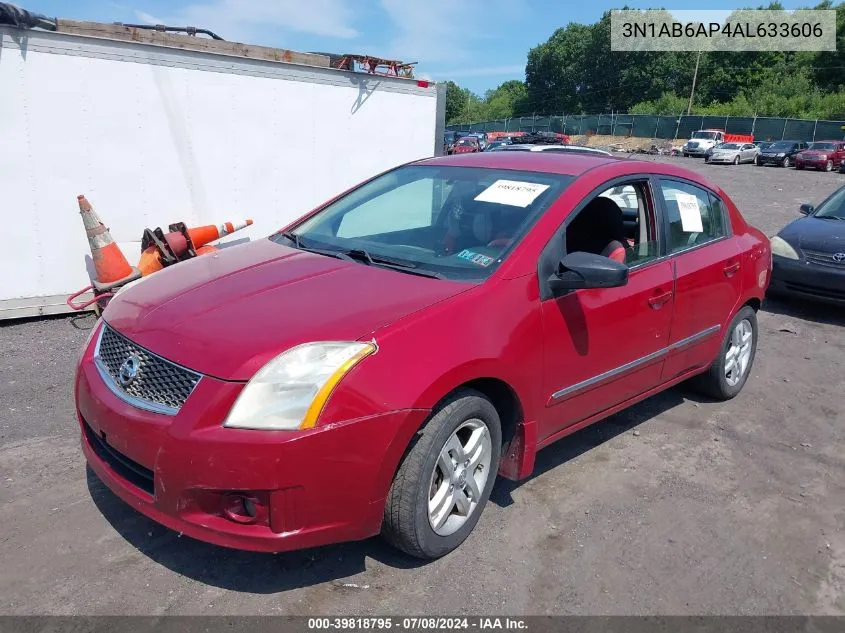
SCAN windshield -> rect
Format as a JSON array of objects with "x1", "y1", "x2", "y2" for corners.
[
  {"x1": 808, "y1": 142, "x2": 835, "y2": 151},
  {"x1": 719, "y1": 143, "x2": 741, "y2": 150},
  {"x1": 273, "y1": 165, "x2": 573, "y2": 281},
  {"x1": 457, "y1": 138, "x2": 477, "y2": 146},
  {"x1": 769, "y1": 141, "x2": 795, "y2": 150},
  {"x1": 813, "y1": 185, "x2": 845, "y2": 220},
  {"x1": 693, "y1": 131, "x2": 718, "y2": 140}
]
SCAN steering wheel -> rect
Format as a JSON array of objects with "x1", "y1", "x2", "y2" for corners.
[{"x1": 487, "y1": 238, "x2": 512, "y2": 248}]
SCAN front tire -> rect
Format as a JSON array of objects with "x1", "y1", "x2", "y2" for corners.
[
  {"x1": 733, "y1": 155, "x2": 740, "y2": 165},
  {"x1": 782, "y1": 156, "x2": 791, "y2": 168},
  {"x1": 382, "y1": 389, "x2": 502, "y2": 559},
  {"x1": 825, "y1": 160, "x2": 834, "y2": 172},
  {"x1": 692, "y1": 306, "x2": 758, "y2": 400}
]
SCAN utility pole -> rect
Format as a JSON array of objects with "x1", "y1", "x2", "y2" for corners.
[{"x1": 687, "y1": 50, "x2": 702, "y2": 116}]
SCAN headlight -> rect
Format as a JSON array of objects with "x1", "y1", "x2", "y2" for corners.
[
  {"x1": 819, "y1": 154, "x2": 828, "y2": 160},
  {"x1": 224, "y1": 341, "x2": 377, "y2": 431},
  {"x1": 777, "y1": 153, "x2": 785, "y2": 157},
  {"x1": 770, "y1": 236, "x2": 799, "y2": 260}
]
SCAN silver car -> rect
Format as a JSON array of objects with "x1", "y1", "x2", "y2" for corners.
[{"x1": 707, "y1": 142, "x2": 759, "y2": 165}]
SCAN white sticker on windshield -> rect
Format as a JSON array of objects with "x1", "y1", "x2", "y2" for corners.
[
  {"x1": 676, "y1": 193, "x2": 704, "y2": 233},
  {"x1": 474, "y1": 180, "x2": 550, "y2": 208}
]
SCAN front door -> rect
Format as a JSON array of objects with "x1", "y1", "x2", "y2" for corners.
[{"x1": 538, "y1": 178, "x2": 674, "y2": 443}]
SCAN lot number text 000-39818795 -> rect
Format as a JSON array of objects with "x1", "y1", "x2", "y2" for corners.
[{"x1": 610, "y1": 9, "x2": 837, "y2": 52}]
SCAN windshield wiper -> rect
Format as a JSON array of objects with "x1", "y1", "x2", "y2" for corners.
[
  {"x1": 280, "y1": 231, "x2": 354, "y2": 261},
  {"x1": 345, "y1": 249, "x2": 445, "y2": 279}
]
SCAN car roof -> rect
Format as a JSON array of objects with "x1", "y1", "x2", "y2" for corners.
[{"x1": 419, "y1": 151, "x2": 723, "y2": 188}]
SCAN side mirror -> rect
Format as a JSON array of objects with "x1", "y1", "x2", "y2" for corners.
[
  {"x1": 799, "y1": 203, "x2": 814, "y2": 215},
  {"x1": 548, "y1": 251, "x2": 629, "y2": 294}
]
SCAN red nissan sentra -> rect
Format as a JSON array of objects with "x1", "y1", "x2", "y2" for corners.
[{"x1": 75, "y1": 152, "x2": 771, "y2": 559}]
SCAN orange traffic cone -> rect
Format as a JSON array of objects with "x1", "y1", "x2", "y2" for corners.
[
  {"x1": 78, "y1": 195, "x2": 140, "y2": 290},
  {"x1": 137, "y1": 246, "x2": 164, "y2": 276},
  {"x1": 188, "y1": 219, "x2": 253, "y2": 249}
]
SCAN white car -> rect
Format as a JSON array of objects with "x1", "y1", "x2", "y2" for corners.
[{"x1": 501, "y1": 144, "x2": 612, "y2": 156}]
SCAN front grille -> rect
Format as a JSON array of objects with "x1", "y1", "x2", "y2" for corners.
[
  {"x1": 82, "y1": 419, "x2": 155, "y2": 496},
  {"x1": 804, "y1": 249, "x2": 845, "y2": 270},
  {"x1": 95, "y1": 325, "x2": 201, "y2": 413}
]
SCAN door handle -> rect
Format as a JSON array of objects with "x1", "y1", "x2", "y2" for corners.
[
  {"x1": 648, "y1": 290, "x2": 673, "y2": 309},
  {"x1": 723, "y1": 261, "x2": 741, "y2": 277}
]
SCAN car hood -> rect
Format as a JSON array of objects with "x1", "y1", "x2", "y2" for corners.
[
  {"x1": 103, "y1": 239, "x2": 470, "y2": 380},
  {"x1": 779, "y1": 216, "x2": 845, "y2": 252},
  {"x1": 713, "y1": 148, "x2": 739, "y2": 155}
]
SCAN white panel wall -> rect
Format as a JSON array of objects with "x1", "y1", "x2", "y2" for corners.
[{"x1": 0, "y1": 30, "x2": 438, "y2": 314}]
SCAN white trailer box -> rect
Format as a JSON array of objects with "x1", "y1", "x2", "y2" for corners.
[{"x1": 0, "y1": 25, "x2": 445, "y2": 319}]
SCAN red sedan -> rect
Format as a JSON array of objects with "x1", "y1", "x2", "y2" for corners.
[
  {"x1": 76, "y1": 152, "x2": 771, "y2": 559},
  {"x1": 452, "y1": 136, "x2": 481, "y2": 154}
]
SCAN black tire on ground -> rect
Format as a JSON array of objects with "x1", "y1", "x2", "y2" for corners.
[
  {"x1": 825, "y1": 160, "x2": 834, "y2": 172},
  {"x1": 733, "y1": 155, "x2": 740, "y2": 165},
  {"x1": 691, "y1": 305, "x2": 758, "y2": 401},
  {"x1": 782, "y1": 156, "x2": 791, "y2": 168},
  {"x1": 382, "y1": 389, "x2": 502, "y2": 559},
  {"x1": 754, "y1": 156, "x2": 760, "y2": 165}
]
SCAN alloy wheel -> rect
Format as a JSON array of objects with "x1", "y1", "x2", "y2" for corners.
[
  {"x1": 428, "y1": 419, "x2": 492, "y2": 536},
  {"x1": 725, "y1": 319, "x2": 753, "y2": 387}
]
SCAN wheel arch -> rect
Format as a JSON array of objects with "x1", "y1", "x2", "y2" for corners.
[{"x1": 369, "y1": 374, "x2": 531, "y2": 506}]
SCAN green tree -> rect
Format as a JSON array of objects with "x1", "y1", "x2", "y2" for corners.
[{"x1": 444, "y1": 81, "x2": 466, "y2": 124}]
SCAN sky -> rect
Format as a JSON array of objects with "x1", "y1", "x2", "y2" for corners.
[{"x1": 23, "y1": 0, "x2": 813, "y2": 94}]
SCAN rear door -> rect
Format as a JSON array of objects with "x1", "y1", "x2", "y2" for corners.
[{"x1": 656, "y1": 179, "x2": 742, "y2": 381}]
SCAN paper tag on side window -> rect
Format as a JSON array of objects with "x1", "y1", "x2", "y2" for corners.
[
  {"x1": 676, "y1": 193, "x2": 704, "y2": 233},
  {"x1": 474, "y1": 180, "x2": 550, "y2": 208}
]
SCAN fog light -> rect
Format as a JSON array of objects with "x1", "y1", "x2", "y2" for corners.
[{"x1": 222, "y1": 493, "x2": 262, "y2": 524}]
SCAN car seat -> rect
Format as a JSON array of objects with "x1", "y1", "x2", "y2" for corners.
[{"x1": 566, "y1": 197, "x2": 629, "y2": 263}]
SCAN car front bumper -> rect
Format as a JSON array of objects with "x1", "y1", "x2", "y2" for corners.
[
  {"x1": 684, "y1": 147, "x2": 708, "y2": 156},
  {"x1": 796, "y1": 158, "x2": 830, "y2": 169},
  {"x1": 768, "y1": 255, "x2": 845, "y2": 305},
  {"x1": 708, "y1": 155, "x2": 740, "y2": 163},
  {"x1": 758, "y1": 156, "x2": 786, "y2": 165},
  {"x1": 75, "y1": 343, "x2": 429, "y2": 553}
]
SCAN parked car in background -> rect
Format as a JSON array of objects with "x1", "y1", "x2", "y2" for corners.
[
  {"x1": 756, "y1": 140, "x2": 808, "y2": 168},
  {"x1": 769, "y1": 184, "x2": 845, "y2": 305},
  {"x1": 485, "y1": 139, "x2": 513, "y2": 151},
  {"x1": 706, "y1": 142, "x2": 759, "y2": 165},
  {"x1": 452, "y1": 136, "x2": 481, "y2": 154},
  {"x1": 795, "y1": 141, "x2": 845, "y2": 171},
  {"x1": 502, "y1": 144, "x2": 612, "y2": 156},
  {"x1": 76, "y1": 151, "x2": 771, "y2": 559}
]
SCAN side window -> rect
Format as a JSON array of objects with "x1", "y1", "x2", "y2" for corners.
[
  {"x1": 566, "y1": 180, "x2": 660, "y2": 267},
  {"x1": 658, "y1": 180, "x2": 727, "y2": 254}
]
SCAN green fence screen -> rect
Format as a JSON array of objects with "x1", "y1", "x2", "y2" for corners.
[{"x1": 447, "y1": 114, "x2": 845, "y2": 143}]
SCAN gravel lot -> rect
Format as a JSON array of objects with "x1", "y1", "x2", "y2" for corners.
[{"x1": 1, "y1": 156, "x2": 843, "y2": 616}]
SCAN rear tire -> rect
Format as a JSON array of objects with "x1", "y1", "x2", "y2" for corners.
[
  {"x1": 692, "y1": 306, "x2": 758, "y2": 401},
  {"x1": 382, "y1": 389, "x2": 502, "y2": 559}
]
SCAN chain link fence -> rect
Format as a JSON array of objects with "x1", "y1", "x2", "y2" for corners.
[{"x1": 446, "y1": 114, "x2": 845, "y2": 142}]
